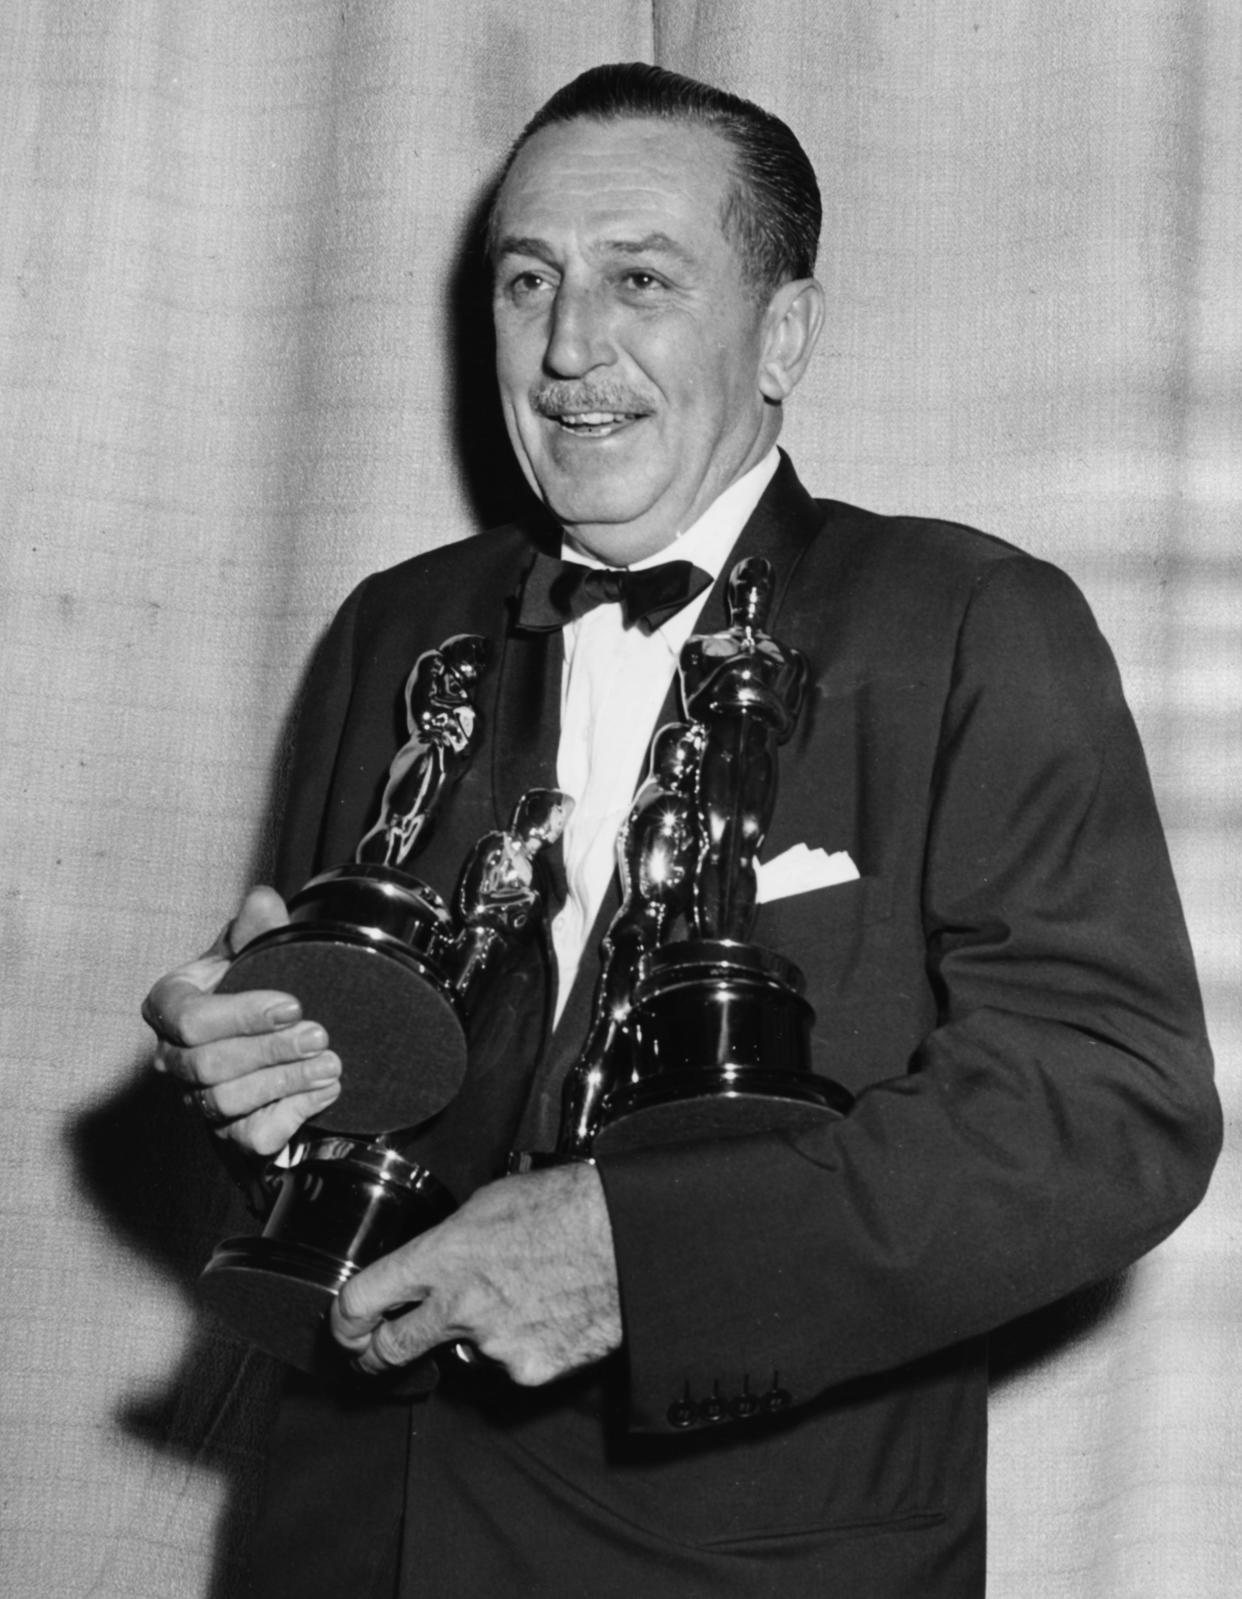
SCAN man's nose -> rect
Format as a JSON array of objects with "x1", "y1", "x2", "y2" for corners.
[{"x1": 543, "y1": 285, "x2": 615, "y2": 377}]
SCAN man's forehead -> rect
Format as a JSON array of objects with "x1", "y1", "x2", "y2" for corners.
[{"x1": 493, "y1": 116, "x2": 736, "y2": 243}]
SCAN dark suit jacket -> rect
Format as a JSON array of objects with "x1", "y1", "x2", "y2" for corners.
[{"x1": 251, "y1": 455, "x2": 1219, "y2": 1598}]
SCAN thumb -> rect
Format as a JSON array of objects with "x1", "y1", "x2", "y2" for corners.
[
  {"x1": 221, "y1": 884, "x2": 290, "y2": 958},
  {"x1": 185, "y1": 885, "x2": 290, "y2": 997}
]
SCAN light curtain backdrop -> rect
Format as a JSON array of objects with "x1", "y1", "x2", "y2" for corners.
[{"x1": 1, "y1": 2, "x2": 1237, "y2": 1594}]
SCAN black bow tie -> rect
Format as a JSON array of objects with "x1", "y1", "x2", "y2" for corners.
[{"x1": 516, "y1": 551, "x2": 713, "y2": 634}]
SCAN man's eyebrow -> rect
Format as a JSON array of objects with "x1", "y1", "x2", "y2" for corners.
[
  {"x1": 600, "y1": 232, "x2": 696, "y2": 266},
  {"x1": 492, "y1": 235, "x2": 555, "y2": 263},
  {"x1": 492, "y1": 231, "x2": 698, "y2": 267}
]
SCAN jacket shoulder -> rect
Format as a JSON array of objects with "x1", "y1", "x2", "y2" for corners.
[
  {"x1": 802, "y1": 497, "x2": 1094, "y2": 628},
  {"x1": 345, "y1": 521, "x2": 539, "y2": 630},
  {"x1": 812, "y1": 497, "x2": 1032, "y2": 576}
]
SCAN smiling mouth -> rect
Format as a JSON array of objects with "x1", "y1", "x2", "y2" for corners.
[{"x1": 551, "y1": 410, "x2": 645, "y2": 437}]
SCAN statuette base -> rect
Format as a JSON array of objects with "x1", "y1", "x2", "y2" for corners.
[
  {"x1": 596, "y1": 938, "x2": 852, "y2": 1149},
  {"x1": 199, "y1": 1136, "x2": 455, "y2": 1375},
  {"x1": 216, "y1": 864, "x2": 467, "y2": 1134}
]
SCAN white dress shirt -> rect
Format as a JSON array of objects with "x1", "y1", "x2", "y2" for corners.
[{"x1": 549, "y1": 449, "x2": 780, "y2": 1022}]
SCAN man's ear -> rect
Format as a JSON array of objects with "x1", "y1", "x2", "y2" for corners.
[{"x1": 757, "y1": 278, "x2": 826, "y2": 404}]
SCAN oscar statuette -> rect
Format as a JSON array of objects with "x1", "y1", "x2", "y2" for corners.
[
  {"x1": 551, "y1": 557, "x2": 852, "y2": 1161},
  {"x1": 215, "y1": 632, "x2": 490, "y2": 1134},
  {"x1": 198, "y1": 631, "x2": 570, "y2": 1373}
]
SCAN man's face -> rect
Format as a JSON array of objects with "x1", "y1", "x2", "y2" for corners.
[{"x1": 491, "y1": 117, "x2": 781, "y2": 564}]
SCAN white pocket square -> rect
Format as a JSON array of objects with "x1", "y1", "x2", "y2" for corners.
[{"x1": 755, "y1": 844, "x2": 860, "y2": 904}]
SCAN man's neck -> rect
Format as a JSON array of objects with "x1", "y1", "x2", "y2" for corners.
[{"x1": 560, "y1": 449, "x2": 781, "y2": 575}]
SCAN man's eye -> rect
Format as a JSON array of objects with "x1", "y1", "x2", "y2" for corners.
[
  {"x1": 506, "y1": 271, "x2": 552, "y2": 302},
  {"x1": 622, "y1": 271, "x2": 664, "y2": 293}
]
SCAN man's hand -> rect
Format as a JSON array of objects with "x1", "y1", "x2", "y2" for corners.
[
  {"x1": 141, "y1": 886, "x2": 342, "y2": 1156},
  {"x1": 330, "y1": 1162, "x2": 622, "y2": 1386}
]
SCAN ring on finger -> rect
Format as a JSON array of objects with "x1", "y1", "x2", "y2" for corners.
[{"x1": 183, "y1": 1086, "x2": 229, "y2": 1126}]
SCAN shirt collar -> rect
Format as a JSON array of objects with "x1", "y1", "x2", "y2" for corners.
[{"x1": 555, "y1": 449, "x2": 779, "y2": 658}]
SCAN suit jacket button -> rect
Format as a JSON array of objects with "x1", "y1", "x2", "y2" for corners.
[
  {"x1": 730, "y1": 1392, "x2": 760, "y2": 1420},
  {"x1": 667, "y1": 1398, "x2": 697, "y2": 1429},
  {"x1": 698, "y1": 1393, "x2": 727, "y2": 1424},
  {"x1": 762, "y1": 1387, "x2": 792, "y2": 1415}
]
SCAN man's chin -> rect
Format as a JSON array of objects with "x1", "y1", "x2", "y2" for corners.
[
  {"x1": 558, "y1": 513, "x2": 684, "y2": 565},
  {"x1": 537, "y1": 480, "x2": 664, "y2": 547}
]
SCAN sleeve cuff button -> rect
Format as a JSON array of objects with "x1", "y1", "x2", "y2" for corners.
[{"x1": 667, "y1": 1398, "x2": 698, "y2": 1429}]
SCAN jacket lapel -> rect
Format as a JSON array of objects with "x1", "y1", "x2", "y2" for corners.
[
  {"x1": 489, "y1": 602, "x2": 563, "y2": 816},
  {"x1": 701, "y1": 450, "x2": 826, "y2": 629},
  {"x1": 643, "y1": 450, "x2": 827, "y2": 733}
]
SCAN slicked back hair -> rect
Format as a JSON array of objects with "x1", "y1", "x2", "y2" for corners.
[{"x1": 489, "y1": 62, "x2": 821, "y2": 298}]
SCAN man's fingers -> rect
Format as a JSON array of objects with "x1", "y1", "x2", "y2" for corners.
[
  {"x1": 217, "y1": 1080, "x2": 344, "y2": 1158},
  {"x1": 142, "y1": 970, "x2": 212, "y2": 1042},
  {"x1": 189, "y1": 1049, "x2": 341, "y2": 1120},
  {"x1": 326, "y1": 1166, "x2": 621, "y2": 1384},
  {"x1": 148, "y1": 982, "x2": 303, "y2": 1054},
  {"x1": 348, "y1": 1303, "x2": 449, "y2": 1377},
  {"x1": 332, "y1": 1279, "x2": 461, "y2": 1377},
  {"x1": 150, "y1": 996, "x2": 316, "y2": 1085},
  {"x1": 333, "y1": 1240, "x2": 431, "y2": 1343},
  {"x1": 157, "y1": 988, "x2": 312, "y2": 1056},
  {"x1": 330, "y1": 1237, "x2": 455, "y2": 1371},
  {"x1": 142, "y1": 887, "x2": 330, "y2": 1158},
  {"x1": 159, "y1": 1023, "x2": 334, "y2": 1096},
  {"x1": 143, "y1": 886, "x2": 293, "y2": 1043}
]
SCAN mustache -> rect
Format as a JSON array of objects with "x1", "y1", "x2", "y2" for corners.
[{"x1": 531, "y1": 382, "x2": 652, "y2": 417}]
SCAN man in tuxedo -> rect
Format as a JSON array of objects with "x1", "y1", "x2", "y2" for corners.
[{"x1": 143, "y1": 63, "x2": 1220, "y2": 1598}]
